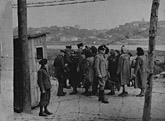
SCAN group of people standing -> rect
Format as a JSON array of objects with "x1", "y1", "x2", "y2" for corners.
[
  {"x1": 53, "y1": 43, "x2": 148, "y2": 102},
  {"x1": 36, "y1": 43, "x2": 148, "y2": 116}
]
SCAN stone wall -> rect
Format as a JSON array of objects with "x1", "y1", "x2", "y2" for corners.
[{"x1": 0, "y1": 0, "x2": 13, "y2": 118}]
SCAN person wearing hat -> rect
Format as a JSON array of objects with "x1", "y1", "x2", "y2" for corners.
[
  {"x1": 77, "y1": 43, "x2": 84, "y2": 49},
  {"x1": 37, "y1": 58, "x2": 53, "y2": 116},
  {"x1": 63, "y1": 45, "x2": 72, "y2": 89},
  {"x1": 66, "y1": 45, "x2": 72, "y2": 49},
  {"x1": 94, "y1": 45, "x2": 109, "y2": 103},
  {"x1": 54, "y1": 50, "x2": 67, "y2": 96}
]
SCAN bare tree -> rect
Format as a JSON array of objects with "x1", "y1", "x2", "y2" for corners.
[{"x1": 142, "y1": 0, "x2": 160, "y2": 121}]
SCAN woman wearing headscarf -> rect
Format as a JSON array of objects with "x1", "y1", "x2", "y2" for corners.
[
  {"x1": 83, "y1": 49, "x2": 95, "y2": 96},
  {"x1": 134, "y1": 47, "x2": 147, "y2": 97},
  {"x1": 37, "y1": 59, "x2": 52, "y2": 116},
  {"x1": 117, "y1": 46, "x2": 131, "y2": 96}
]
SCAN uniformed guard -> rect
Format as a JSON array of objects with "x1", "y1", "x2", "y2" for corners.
[
  {"x1": 76, "y1": 43, "x2": 85, "y2": 87},
  {"x1": 94, "y1": 45, "x2": 109, "y2": 103},
  {"x1": 37, "y1": 59, "x2": 53, "y2": 116},
  {"x1": 63, "y1": 45, "x2": 72, "y2": 88},
  {"x1": 54, "y1": 50, "x2": 67, "y2": 96},
  {"x1": 69, "y1": 52, "x2": 79, "y2": 95}
]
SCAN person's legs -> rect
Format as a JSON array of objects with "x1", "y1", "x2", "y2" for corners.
[
  {"x1": 107, "y1": 83, "x2": 115, "y2": 95},
  {"x1": 85, "y1": 82, "x2": 92, "y2": 96},
  {"x1": 118, "y1": 85, "x2": 128, "y2": 96},
  {"x1": 39, "y1": 93, "x2": 47, "y2": 116},
  {"x1": 98, "y1": 77, "x2": 109, "y2": 103},
  {"x1": 44, "y1": 89, "x2": 53, "y2": 115},
  {"x1": 136, "y1": 88, "x2": 145, "y2": 97},
  {"x1": 57, "y1": 75, "x2": 65, "y2": 96},
  {"x1": 92, "y1": 77, "x2": 98, "y2": 95},
  {"x1": 69, "y1": 76, "x2": 78, "y2": 95}
]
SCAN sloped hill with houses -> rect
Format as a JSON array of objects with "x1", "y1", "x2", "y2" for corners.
[{"x1": 13, "y1": 20, "x2": 165, "y2": 45}]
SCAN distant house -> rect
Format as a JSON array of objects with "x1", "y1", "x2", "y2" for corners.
[
  {"x1": 14, "y1": 32, "x2": 48, "y2": 108},
  {"x1": 60, "y1": 35, "x2": 78, "y2": 42}
]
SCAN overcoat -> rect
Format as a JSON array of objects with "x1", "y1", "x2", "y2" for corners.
[
  {"x1": 134, "y1": 55, "x2": 147, "y2": 89},
  {"x1": 84, "y1": 56, "x2": 95, "y2": 83},
  {"x1": 94, "y1": 53, "x2": 108, "y2": 78},
  {"x1": 117, "y1": 53, "x2": 131, "y2": 85}
]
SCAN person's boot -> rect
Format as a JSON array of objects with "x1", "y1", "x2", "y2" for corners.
[
  {"x1": 106, "y1": 91, "x2": 115, "y2": 95},
  {"x1": 85, "y1": 91, "x2": 92, "y2": 96},
  {"x1": 63, "y1": 92, "x2": 66, "y2": 95},
  {"x1": 107, "y1": 85, "x2": 115, "y2": 95},
  {"x1": 57, "y1": 86, "x2": 65, "y2": 96},
  {"x1": 98, "y1": 90, "x2": 102, "y2": 101},
  {"x1": 82, "y1": 88, "x2": 88, "y2": 95},
  {"x1": 136, "y1": 89, "x2": 145, "y2": 97},
  {"x1": 69, "y1": 86, "x2": 77, "y2": 95},
  {"x1": 99, "y1": 90, "x2": 109, "y2": 103},
  {"x1": 39, "y1": 107, "x2": 47, "y2": 116},
  {"x1": 44, "y1": 106, "x2": 53, "y2": 115}
]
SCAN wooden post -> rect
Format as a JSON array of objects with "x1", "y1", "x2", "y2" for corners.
[
  {"x1": 142, "y1": 0, "x2": 160, "y2": 121},
  {"x1": 17, "y1": 0, "x2": 31, "y2": 113}
]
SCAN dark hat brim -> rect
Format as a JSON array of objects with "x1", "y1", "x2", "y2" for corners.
[
  {"x1": 77, "y1": 43, "x2": 83, "y2": 47},
  {"x1": 66, "y1": 45, "x2": 72, "y2": 49},
  {"x1": 39, "y1": 59, "x2": 47, "y2": 65},
  {"x1": 60, "y1": 49, "x2": 66, "y2": 53}
]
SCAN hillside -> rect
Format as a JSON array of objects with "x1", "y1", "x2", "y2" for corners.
[{"x1": 13, "y1": 20, "x2": 165, "y2": 45}]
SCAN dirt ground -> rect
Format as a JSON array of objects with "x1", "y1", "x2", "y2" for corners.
[{"x1": 5, "y1": 77, "x2": 165, "y2": 121}]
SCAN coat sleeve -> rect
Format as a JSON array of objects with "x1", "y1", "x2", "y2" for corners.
[
  {"x1": 37, "y1": 70, "x2": 45, "y2": 93},
  {"x1": 60, "y1": 56, "x2": 65, "y2": 69},
  {"x1": 117, "y1": 56, "x2": 122, "y2": 75},
  {"x1": 134, "y1": 57, "x2": 141, "y2": 75},
  {"x1": 94, "y1": 55, "x2": 101, "y2": 77}
]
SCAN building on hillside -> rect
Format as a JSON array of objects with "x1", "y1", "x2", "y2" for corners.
[
  {"x1": 14, "y1": 32, "x2": 48, "y2": 109},
  {"x1": 60, "y1": 35, "x2": 78, "y2": 42}
]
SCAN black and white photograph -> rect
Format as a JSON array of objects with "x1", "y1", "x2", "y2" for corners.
[{"x1": 0, "y1": 0, "x2": 165, "y2": 120}]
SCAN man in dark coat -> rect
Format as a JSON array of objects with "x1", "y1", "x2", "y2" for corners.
[
  {"x1": 107, "y1": 49, "x2": 119, "y2": 95},
  {"x1": 69, "y1": 52, "x2": 79, "y2": 95},
  {"x1": 90, "y1": 46, "x2": 99, "y2": 95},
  {"x1": 76, "y1": 43, "x2": 85, "y2": 87},
  {"x1": 63, "y1": 45, "x2": 72, "y2": 88},
  {"x1": 54, "y1": 50, "x2": 67, "y2": 96},
  {"x1": 37, "y1": 59, "x2": 53, "y2": 116}
]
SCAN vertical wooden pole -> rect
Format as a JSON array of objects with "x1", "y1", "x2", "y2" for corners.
[
  {"x1": 143, "y1": 0, "x2": 160, "y2": 121},
  {"x1": 17, "y1": 0, "x2": 31, "y2": 113}
]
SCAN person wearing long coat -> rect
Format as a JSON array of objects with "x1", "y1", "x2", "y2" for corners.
[
  {"x1": 117, "y1": 46, "x2": 131, "y2": 96},
  {"x1": 107, "y1": 49, "x2": 119, "y2": 95},
  {"x1": 90, "y1": 46, "x2": 99, "y2": 95},
  {"x1": 83, "y1": 49, "x2": 94, "y2": 96},
  {"x1": 69, "y1": 53, "x2": 80, "y2": 95},
  {"x1": 63, "y1": 45, "x2": 72, "y2": 88},
  {"x1": 37, "y1": 59, "x2": 52, "y2": 116},
  {"x1": 75, "y1": 43, "x2": 85, "y2": 88},
  {"x1": 134, "y1": 47, "x2": 147, "y2": 97},
  {"x1": 54, "y1": 50, "x2": 67, "y2": 96}
]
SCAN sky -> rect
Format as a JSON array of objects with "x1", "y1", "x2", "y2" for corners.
[{"x1": 12, "y1": 0, "x2": 165, "y2": 29}]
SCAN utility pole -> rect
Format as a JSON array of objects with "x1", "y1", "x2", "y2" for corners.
[
  {"x1": 142, "y1": 0, "x2": 160, "y2": 121},
  {"x1": 17, "y1": 0, "x2": 31, "y2": 113}
]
